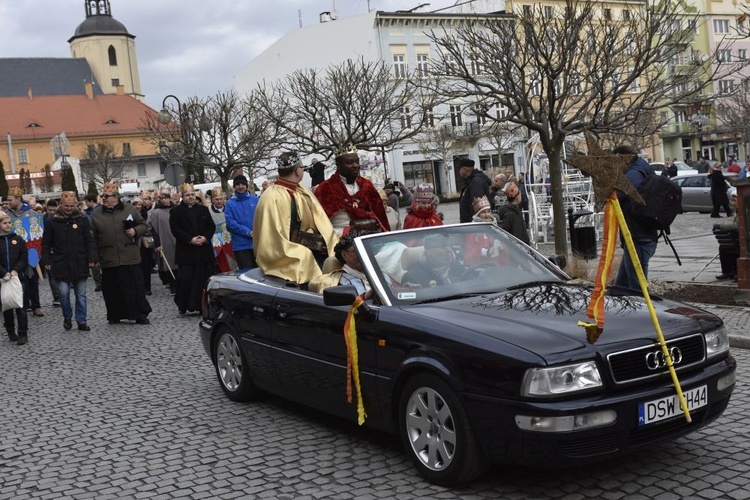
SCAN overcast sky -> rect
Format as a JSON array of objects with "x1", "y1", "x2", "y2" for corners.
[{"x1": 0, "y1": 0, "x2": 461, "y2": 110}]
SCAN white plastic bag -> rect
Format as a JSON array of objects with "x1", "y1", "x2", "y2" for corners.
[{"x1": 1, "y1": 275, "x2": 24, "y2": 312}]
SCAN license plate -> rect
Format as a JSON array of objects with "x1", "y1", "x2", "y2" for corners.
[{"x1": 638, "y1": 385, "x2": 708, "y2": 426}]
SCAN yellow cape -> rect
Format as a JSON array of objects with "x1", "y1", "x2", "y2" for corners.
[{"x1": 253, "y1": 184, "x2": 339, "y2": 283}]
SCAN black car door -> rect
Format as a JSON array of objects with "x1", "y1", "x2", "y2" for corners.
[{"x1": 271, "y1": 288, "x2": 382, "y2": 421}]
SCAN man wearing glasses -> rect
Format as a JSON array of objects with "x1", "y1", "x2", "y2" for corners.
[{"x1": 91, "y1": 183, "x2": 151, "y2": 324}]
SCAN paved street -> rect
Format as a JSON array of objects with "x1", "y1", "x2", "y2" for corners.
[{"x1": 1, "y1": 275, "x2": 749, "y2": 499}]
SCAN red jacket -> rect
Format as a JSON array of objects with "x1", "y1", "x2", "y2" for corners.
[
  {"x1": 403, "y1": 202, "x2": 443, "y2": 229},
  {"x1": 315, "y1": 175, "x2": 390, "y2": 231}
]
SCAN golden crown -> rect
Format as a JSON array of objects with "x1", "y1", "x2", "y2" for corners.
[
  {"x1": 180, "y1": 182, "x2": 195, "y2": 194},
  {"x1": 333, "y1": 143, "x2": 358, "y2": 157}
]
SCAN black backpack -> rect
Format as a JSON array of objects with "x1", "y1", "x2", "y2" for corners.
[
  {"x1": 631, "y1": 173, "x2": 683, "y2": 264},
  {"x1": 632, "y1": 173, "x2": 682, "y2": 234}
]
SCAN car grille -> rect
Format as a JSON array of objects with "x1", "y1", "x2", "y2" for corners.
[{"x1": 607, "y1": 333, "x2": 705, "y2": 385}]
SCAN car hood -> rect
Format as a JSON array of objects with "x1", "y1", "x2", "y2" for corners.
[{"x1": 403, "y1": 283, "x2": 721, "y2": 360}]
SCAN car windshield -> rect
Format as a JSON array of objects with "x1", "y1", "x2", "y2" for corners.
[{"x1": 357, "y1": 223, "x2": 567, "y2": 305}]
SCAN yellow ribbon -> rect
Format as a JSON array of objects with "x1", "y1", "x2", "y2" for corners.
[{"x1": 344, "y1": 295, "x2": 367, "y2": 425}]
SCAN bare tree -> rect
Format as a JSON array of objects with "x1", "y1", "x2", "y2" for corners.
[
  {"x1": 257, "y1": 57, "x2": 438, "y2": 158},
  {"x1": 597, "y1": 109, "x2": 665, "y2": 153},
  {"x1": 78, "y1": 141, "x2": 129, "y2": 188},
  {"x1": 715, "y1": 82, "x2": 750, "y2": 153},
  {"x1": 416, "y1": 116, "x2": 483, "y2": 195},
  {"x1": 142, "y1": 90, "x2": 281, "y2": 191},
  {"x1": 428, "y1": 0, "x2": 739, "y2": 255}
]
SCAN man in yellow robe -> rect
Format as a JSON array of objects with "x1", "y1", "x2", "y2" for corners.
[{"x1": 253, "y1": 152, "x2": 338, "y2": 284}]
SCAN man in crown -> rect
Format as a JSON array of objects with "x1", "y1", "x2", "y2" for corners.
[
  {"x1": 253, "y1": 152, "x2": 338, "y2": 285},
  {"x1": 91, "y1": 182, "x2": 152, "y2": 325},
  {"x1": 314, "y1": 144, "x2": 390, "y2": 235}
]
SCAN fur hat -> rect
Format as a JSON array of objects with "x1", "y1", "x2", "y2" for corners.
[
  {"x1": 7, "y1": 187, "x2": 23, "y2": 198},
  {"x1": 415, "y1": 184, "x2": 434, "y2": 202},
  {"x1": 472, "y1": 196, "x2": 491, "y2": 214},
  {"x1": 60, "y1": 191, "x2": 77, "y2": 202}
]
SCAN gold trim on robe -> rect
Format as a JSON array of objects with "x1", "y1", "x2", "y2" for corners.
[{"x1": 253, "y1": 183, "x2": 339, "y2": 283}]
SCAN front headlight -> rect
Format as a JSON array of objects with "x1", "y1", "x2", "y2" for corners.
[
  {"x1": 705, "y1": 327, "x2": 729, "y2": 359},
  {"x1": 522, "y1": 361, "x2": 603, "y2": 397}
]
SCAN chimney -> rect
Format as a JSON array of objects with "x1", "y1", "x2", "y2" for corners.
[
  {"x1": 116, "y1": 85, "x2": 125, "y2": 96},
  {"x1": 85, "y1": 81, "x2": 94, "y2": 100},
  {"x1": 27, "y1": 87, "x2": 33, "y2": 100}
]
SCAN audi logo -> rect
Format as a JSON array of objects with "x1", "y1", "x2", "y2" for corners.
[{"x1": 645, "y1": 347, "x2": 683, "y2": 371}]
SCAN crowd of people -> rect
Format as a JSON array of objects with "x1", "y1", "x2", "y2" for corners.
[{"x1": 0, "y1": 146, "x2": 550, "y2": 346}]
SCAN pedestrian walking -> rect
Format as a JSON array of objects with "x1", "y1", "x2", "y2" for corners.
[
  {"x1": 0, "y1": 212, "x2": 29, "y2": 345},
  {"x1": 4, "y1": 188, "x2": 43, "y2": 318},
  {"x1": 148, "y1": 188, "x2": 179, "y2": 294},
  {"x1": 225, "y1": 174, "x2": 259, "y2": 269},
  {"x1": 41, "y1": 192, "x2": 98, "y2": 332},
  {"x1": 91, "y1": 183, "x2": 152, "y2": 325}
]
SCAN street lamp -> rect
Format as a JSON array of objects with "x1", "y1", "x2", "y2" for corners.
[
  {"x1": 157, "y1": 95, "x2": 206, "y2": 183},
  {"x1": 685, "y1": 102, "x2": 710, "y2": 160}
]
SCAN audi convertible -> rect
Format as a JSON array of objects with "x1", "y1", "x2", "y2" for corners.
[{"x1": 199, "y1": 223, "x2": 736, "y2": 486}]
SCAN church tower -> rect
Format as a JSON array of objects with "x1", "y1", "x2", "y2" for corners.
[{"x1": 68, "y1": 0, "x2": 144, "y2": 101}]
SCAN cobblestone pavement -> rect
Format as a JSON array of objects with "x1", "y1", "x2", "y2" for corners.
[{"x1": 1, "y1": 279, "x2": 749, "y2": 499}]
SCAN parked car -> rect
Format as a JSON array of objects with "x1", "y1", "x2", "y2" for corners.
[
  {"x1": 672, "y1": 173, "x2": 738, "y2": 213},
  {"x1": 650, "y1": 161, "x2": 698, "y2": 176},
  {"x1": 199, "y1": 224, "x2": 735, "y2": 485}
]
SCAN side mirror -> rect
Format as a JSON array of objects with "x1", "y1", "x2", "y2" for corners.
[{"x1": 324, "y1": 285, "x2": 359, "y2": 306}]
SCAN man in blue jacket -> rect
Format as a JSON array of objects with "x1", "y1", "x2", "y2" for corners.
[{"x1": 225, "y1": 174, "x2": 259, "y2": 269}]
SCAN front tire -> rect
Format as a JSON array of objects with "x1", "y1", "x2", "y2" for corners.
[
  {"x1": 214, "y1": 328, "x2": 257, "y2": 402},
  {"x1": 398, "y1": 373, "x2": 487, "y2": 486}
]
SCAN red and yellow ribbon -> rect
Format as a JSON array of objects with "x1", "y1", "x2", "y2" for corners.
[
  {"x1": 344, "y1": 295, "x2": 367, "y2": 425},
  {"x1": 579, "y1": 194, "x2": 691, "y2": 422}
]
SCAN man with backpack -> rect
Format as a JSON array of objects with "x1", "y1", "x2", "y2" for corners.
[{"x1": 611, "y1": 145, "x2": 660, "y2": 290}]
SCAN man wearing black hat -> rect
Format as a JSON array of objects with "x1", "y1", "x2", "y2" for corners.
[
  {"x1": 457, "y1": 158, "x2": 491, "y2": 223},
  {"x1": 225, "y1": 174, "x2": 259, "y2": 269}
]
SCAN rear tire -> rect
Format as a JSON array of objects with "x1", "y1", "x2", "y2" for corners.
[
  {"x1": 398, "y1": 373, "x2": 487, "y2": 486},
  {"x1": 214, "y1": 327, "x2": 257, "y2": 402}
]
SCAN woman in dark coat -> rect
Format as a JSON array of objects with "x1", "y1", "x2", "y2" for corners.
[
  {"x1": 708, "y1": 164, "x2": 732, "y2": 218},
  {"x1": 169, "y1": 184, "x2": 216, "y2": 314},
  {"x1": 0, "y1": 212, "x2": 29, "y2": 345}
]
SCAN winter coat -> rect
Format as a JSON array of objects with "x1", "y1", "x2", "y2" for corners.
[
  {"x1": 459, "y1": 169, "x2": 492, "y2": 223},
  {"x1": 0, "y1": 232, "x2": 28, "y2": 278},
  {"x1": 169, "y1": 201, "x2": 216, "y2": 266},
  {"x1": 619, "y1": 158, "x2": 659, "y2": 243},
  {"x1": 496, "y1": 203, "x2": 530, "y2": 245},
  {"x1": 91, "y1": 201, "x2": 147, "y2": 268},
  {"x1": 224, "y1": 191, "x2": 258, "y2": 251},
  {"x1": 41, "y1": 208, "x2": 98, "y2": 282}
]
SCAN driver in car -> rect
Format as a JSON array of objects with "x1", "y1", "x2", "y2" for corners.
[{"x1": 401, "y1": 234, "x2": 466, "y2": 287}]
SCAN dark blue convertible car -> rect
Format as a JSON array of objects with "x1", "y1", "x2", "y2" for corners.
[{"x1": 199, "y1": 223, "x2": 735, "y2": 485}]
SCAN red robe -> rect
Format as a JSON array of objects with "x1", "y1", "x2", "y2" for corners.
[
  {"x1": 403, "y1": 202, "x2": 443, "y2": 229},
  {"x1": 315, "y1": 175, "x2": 390, "y2": 231}
]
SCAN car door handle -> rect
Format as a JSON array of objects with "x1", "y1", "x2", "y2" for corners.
[{"x1": 276, "y1": 303, "x2": 289, "y2": 319}]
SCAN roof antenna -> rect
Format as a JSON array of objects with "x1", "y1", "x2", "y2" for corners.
[{"x1": 298, "y1": 9, "x2": 302, "y2": 27}]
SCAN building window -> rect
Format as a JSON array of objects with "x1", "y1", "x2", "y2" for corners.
[
  {"x1": 399, "y1": 105, "x2": 412, "y2": 129},
  {"x1": 522, "y1": 5, "x2": 531, "y2": 16},
  {"x1": 629, "y1": 75, "x2": 640, "y2": 94},
  {"x1": 424, "y1": 107, "x2": 435, "y2": 127},
  {"x1": 159, "y1": 161, "x2": 168, "y2": 175},
  {"x1": 123, "y1": 142, "x2": 131, "y2": 156},
  {"x1": 393, "y1": 54, "x2": 407, "y2": 79},
  {"x1": 137, "y1": 162, "x2": 146, "y2": 177},
  {"x1": 416, "y1": 53, "x2": 430, "y2": 77},
  {"x1": 17, "y1": 148, "x2": 28, "y2": 164},
  {"x1": 469, "y1": 54, "x2": 483, "y2": 76},
  {"x1": 621, "y1": 9, "x2": 630, "y2": 20},
  {"x1": 403, "y1": 161, "x2": 434, "y2": 188},
  {"x1": 673, "y1": 110, "x2": 685, "y2": 123},
  {"x1": 603, "y1": 8, "x2": 611, "y2": 20},
  {"x1": 544, "y1": 6, "x2": 553, "y2": 18},
  {"x1": 495, "y1": 103, "x2": 508, "y2": 119},
  {"x1": 530, "y1": 80, "x2": 540, "y2": 96},
  {"x1": 87, "y1": 144, "x2": 96, "y2": 159},
  {"x1": 108, "y1": 45, "x2": 117, "y2": 66},
  {"x1": 739, "y1": 49, "x2": 747, "y2": 61},
  {"x1": 449, "y1": 105, "x2": 463, "y2": 127},
  {"x1": 111, "y1": 78, "x2": 120, "y2": 87},
  {"x1": 718, "y1": 79, "x2": 734, "y2": 93},
  {"x1": 717, "y1": 49, "x2": 732, "y2": 63},
  {"x1": 713, "y1": 19, "x2": 729, "y2": 34}
]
